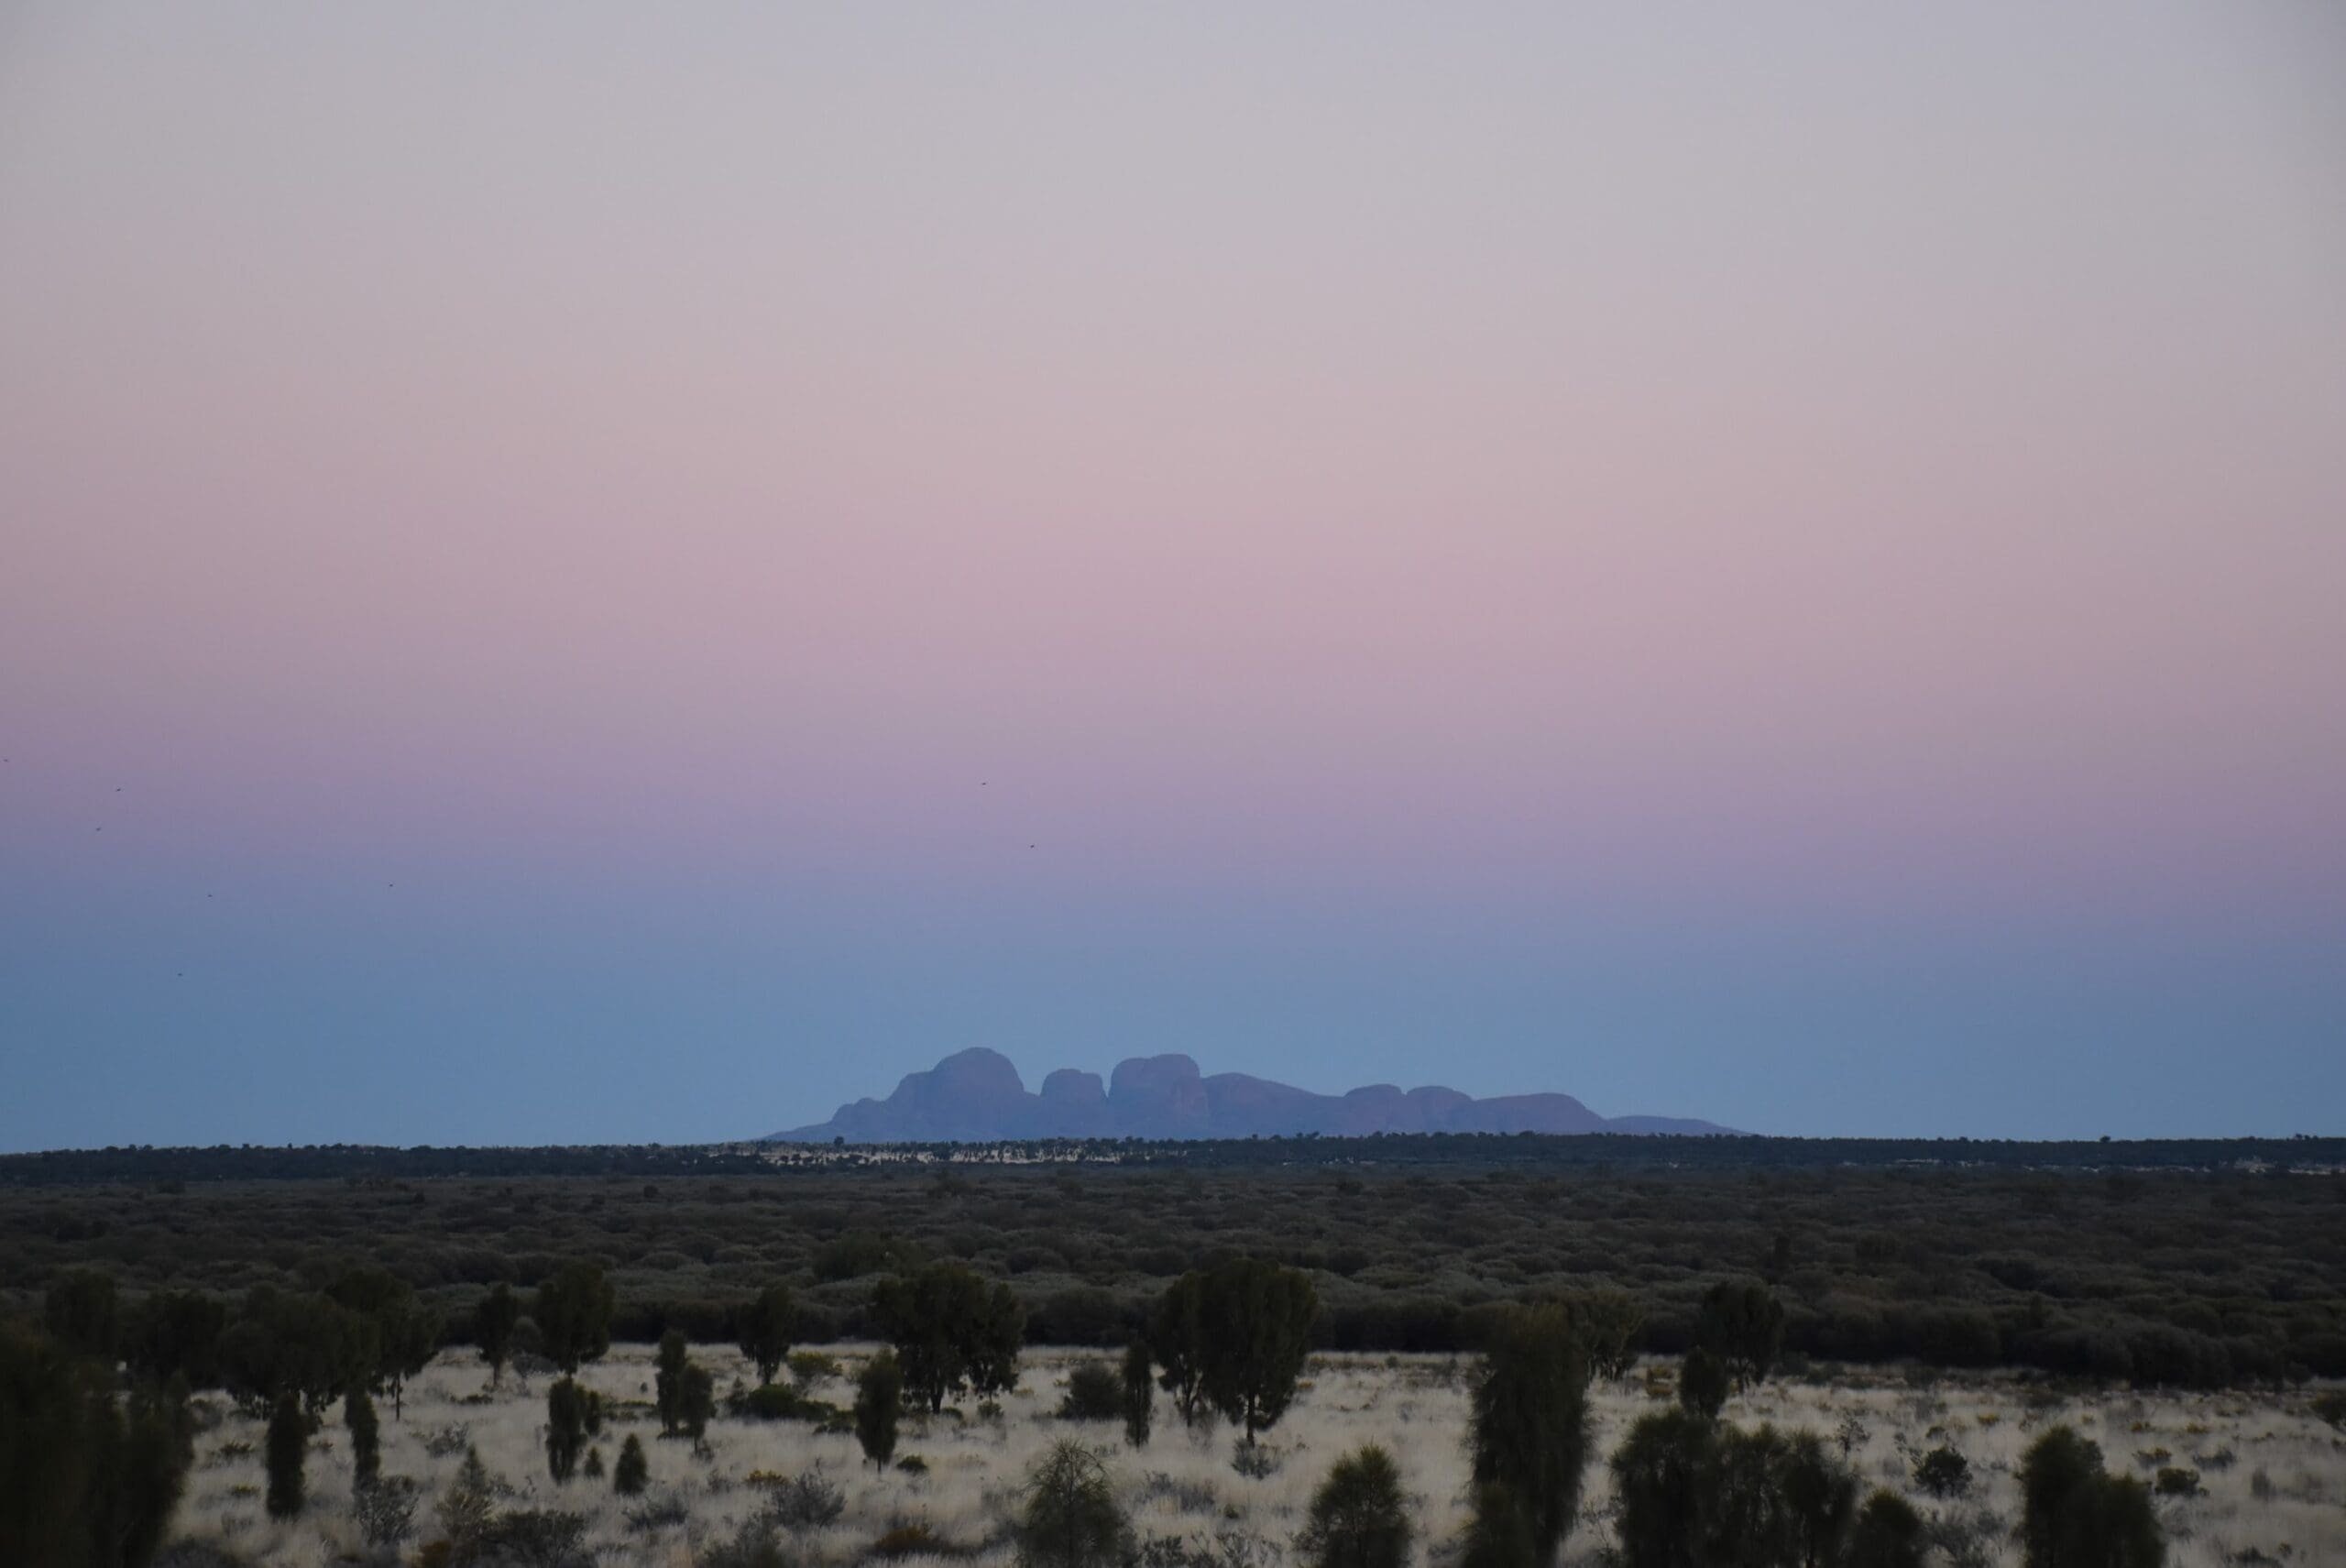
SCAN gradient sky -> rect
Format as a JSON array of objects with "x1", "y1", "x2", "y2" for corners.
[{"x1": 4, "y1": 3, "x2": 2342, "y2": 1150}]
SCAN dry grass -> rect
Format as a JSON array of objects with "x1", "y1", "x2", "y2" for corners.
[{"x1": 165, "y1": 1347, "x2": 2346, "y2": 1567}]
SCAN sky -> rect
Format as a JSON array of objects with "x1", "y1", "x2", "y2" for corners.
[{"x1": 3, "y1": 3, "x2": 2342, "y2": 1150}]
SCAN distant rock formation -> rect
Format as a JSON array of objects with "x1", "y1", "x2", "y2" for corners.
[{"x1": 767, "y1": 1048, "x2": 1731, "y2": 1142}]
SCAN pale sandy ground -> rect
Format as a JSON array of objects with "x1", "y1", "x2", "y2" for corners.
[{"x1": 166, "y1": 1346, "x2": 2346, "y2": 1568}]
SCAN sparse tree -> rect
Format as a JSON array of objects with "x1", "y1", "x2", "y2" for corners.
[
  {"x1": 547, "y1": 1376, "x2": 589, "y2": 1482},
  {"x1": 126, "y1": 1288, "x2": 226, "y2": 1389},
  {"x1": 1565, "y1": 1288, "x2": 1644, "y2": 1382},
  {"x1": 265, "y1": 1392, "x2": 306, "y2": 1519},
  {"x1": 1147, "y1": 1272, "x2": 1210, "y2": 1426},
  {"x1": 1694, "y1": 1280, "x2": 1784, "y2": 1392},
  {"x1": 1196, "y1": 1258, "x2": 1319, "y2": 1442},
  {"x1": 855, "y1": 1351, "x2": 903, "y2": 1470},
  {"x1": 1610, "y1": 1409, "x2": 1715, "y2": 1568},
  {"x1": 1846, "y1": 1491, "x2": 1925, "y2": 1568},
  {"x1": 1298, "y1": 1445, "x2": 1412, "y2": 1568},
  {"x1": 325, "y1": 1266, "x2": 443, "y2": 1420},
  {"x1": 871, "y1": 1262, "x2": 1025, "y2": 1412},
  {"x1": 345, "y1": 1386, "x2": 380, "y2": 1488},
  {"x1": 532, "y1": 1261, "x2": 615, "y2": 1376},
  {"x1": 477, "y1": 1283, "x2": 521, "y2": 1389},
  {"x1": 44, "y1": 1270, "x2": 122, "y2": 1362},
  {"x1": 1459, "y1": 1484, "x2": 1537, "y2": 1568},
  {"x1": 655, "y1": 1330, "x2": 692, "y2": 1435},
  {"x1": 2019, "y1": 1427, "x2": 2163, "y2": 1568},
  {"x1": 1120, "y1": 1340, "x2": 1154, "y2": 1449},
  {"x1": 0, "y1": 1323, "x2": 192, "y2": 1568},
  {"x1": 1677, "y1": 1346, "x2": 1729, "y2": 1421},
  {"x1": 613, "y1": 1433, "x2": 650, "y2": 1496},
  {"x1": 1912, "y1": 1444, "x2": 1969, "y2": 1499},
  {"x1": 436, "y1": 1446, "x2": 497, "y2": 1554},
  {"x1": 737, "y1": 1283, "x2": 795, "y2": 1387},
  {"x1": 1469, "y1": 1303, "x2": 1593, "y2": 1566},
  {"x1": 1014, "y1": 1440, "x2": 1129, "y2": 1568},
  {"x1": 681, "y1": 1362, "x2": 715, "y2": 1441},
  {"x1": 1059, "y1": 1360, "x2": 1124, "y2": 1421}
]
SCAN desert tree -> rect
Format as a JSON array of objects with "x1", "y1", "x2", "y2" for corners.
[
  {"x1": 1146, "y1": 1272, "x2": 1211, "y2": 1426},
  {"x1": 126, "y1": 1289, "x2": 226, "y2": 1390},
  {"x1": 43, "y1": 1270, "x2": 122, "y2": 1362},
  {"x1": 736, "y1": 1283, "x2": 795, "y2": 1387},
  {"x1": 1610, "y1": 1409, "x2": 1715, "y2": 1568},
  {"x1": 546, "y1": 1376, "x2": 590, "y2": 1483},
  {"x1": 2019, "y1": 1427, "x2": 2163, "y2": 1568},
  {"x1": 1846, "y1": 1491, "x2": 1925, "y2": 1568},
  {"x1": 216, "y1": 1287, "x2": 372, "y2": 1418},
  {"x1": 614, "y1": 1432, "x2": 650, "y2": 1496},
  {"x1": 0, "y1": 1322, "x2": 193, "y2": 1568},
  {"x1": 1564, "y1": 1288, "x2": 1643, "y2": 1382},
  {"x1": 871, "y1": 1262, "x2": 1025, "y2": 1412},
  {"x1": 1459, "y1": 1484, "x2": 1537, "y2": 1568},
  {"x1": 1119, "y1": 1340, "x2": 1154, "y2": 1449},
  {"x1": 1196, "y1": 1257, "x2": 1319, "y2": 1442},
  {"x1": 855, "y1": 1350, "x2": 904, "y2": 1470},
  {"x1": 1468, "y1": 1302, "x2": 1593, "y2": 1566},
  {"x1": 1058, "y1": 1360, "x2": 1124, "y2": 1421},
  {"x1": 1298, "y1": 1445, "x2": 1412, "y2": 1568},
  {"x1": 655, "y1": 1330, "x2": 693, "y2": 1435},
  {"x1": 1014, "y1": 1440, "x2": 1130, "y2": 1568},
  {"x1": 1694, "y1": 1280, "x2": 1784, "y2": 1392},
  {"x1": 265, "y1": 1391, "x2": 306, "y2": 1519},
  {"x1": 345, "y1": 1386, "x2": 380, "y2": 1488},
  {"x1": 532, "y1": 1260, "x2": 615, "y2": 1376},
  {"x1": 326, "y1": 1266, "x2": 443, "y2": 1420},
  {"x1": 1676, "y1": 1346, "x2": 1729, "y2": 1421},
  {"x1": 476, "y1": 1282, "x2": 521, "y2": 1388}
]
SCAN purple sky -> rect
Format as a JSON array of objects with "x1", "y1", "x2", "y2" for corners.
[{"x1": 3, "y1": 4, "x2": 2342, "y2": 1149}]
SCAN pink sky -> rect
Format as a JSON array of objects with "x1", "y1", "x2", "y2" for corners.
[{"x1": 2, "y1": 4, "x2": 2341, "y2": 1146}]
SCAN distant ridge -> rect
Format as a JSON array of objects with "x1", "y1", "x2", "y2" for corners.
[{"x1": 767, "y1": 1048, "x2": 1733, "y2": 1143}]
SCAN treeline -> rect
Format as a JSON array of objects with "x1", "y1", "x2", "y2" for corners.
[
  {"x1": 6, "y1": 1132, "x2": 2343, "y2": 1188},
  {"x1": 5, "y1": 1157, "x2": 2341, "y2": 1389}
]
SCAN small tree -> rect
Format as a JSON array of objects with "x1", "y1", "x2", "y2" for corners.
[
  {"x1": 1059, "y1": 1361, "x2": 1124, "y2": 1421},
  {"x1": 1610, "y1": 1409, "x2": 1714, "y2": 1568},
  {"x1": 2019, "y1": 1427, "x2": 2163, "y2": 1568},
  {"x1": 477, "y1": 1283, "x2": 521, "y2": 1389},
  {"x1": 1565, "y1": 1288, "x2": 1644, "y2": 1382},
  {"x1": 737, "y1": 1284, "x2": 795, "y2": 1387},
  {"x1": 871, "y1": 1263, "x2": 1025, "y2": 1412},
  {"x1": 265, "y1": 1392, "x2": 306, "y2": 1519},
  {"x1": 1912, "y1": 1444, "x2": 1970, "y2": 1499},
  {"x1": 1196, "y1": 1258, "x2": 1319, "y2": 1442},
  {"x1": 44, "y1": 1270, "x2": 122, "y2": 1362},
  {"x1": 1014, "y1": 1440, "x2": 1129, "y2": 1568},
  {"x1": 1120, "y1": 1340, "x2": 1154, "y2": 1449},
  {"x1": 345, "y1": 1386, "x2": 380, "y2": 1488},
  {"x1": 532, "y1": 1261, "x2": 614, "y2": 1376},
  {"x1": 1459, "y1": 1485, "x2": 1536, "y2": 1568},
  {"x1": 681, "y1": 1362, "x2": 716, "y2": 1441},
  {"x1": 1469, "y1": 1303, "x2": 1593, "y2": 1567},
  {"x1": 789, "y1": 1351, "x2": 839, "y2": 1393},
  {"x1": 1846, "y1": 1491, "x2": 1925, "y2": 1568},
  {"x1": 1694, "y1": 1281, "x2": 1784, "y2": 1392},
  {"x1": 0, "y1": 1324, "x2": 193, "y2": 1568},
  {"x1": 1298, "y1": 1445, "x2": 1412, "y2": 1568},
  {"x1": 547, "y1": 1377, "x2": 589, "y2": 1483},
  {"x1": 655, "y1": 1331, "x2": 691, "y2": 1435},
  {"x1": 613, "y1": 1433, "x2": 650, "y2": 1496},
  {"x1": 1677, "y1": 1347, "x2": 1729, "y2": 1421},
  {"x1": 437, "y1": 1447, "x2": 497, "y2": 1554},
  {"x1": 1147, "y1": 1273, "x2": 1210, "y2": 1426},
  {"x1": 856, "y1": 1351, "x2": 904, "y2": 1470}
]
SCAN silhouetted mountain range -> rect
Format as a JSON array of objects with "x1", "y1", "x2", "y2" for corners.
[{"x1": 767, "y1": 1048, "x2": 1732, "y2": 1143}]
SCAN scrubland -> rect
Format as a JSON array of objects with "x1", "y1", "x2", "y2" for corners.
[{"x1": 166, "y1": 1346, "x2": 2346, "y2": 1568}]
